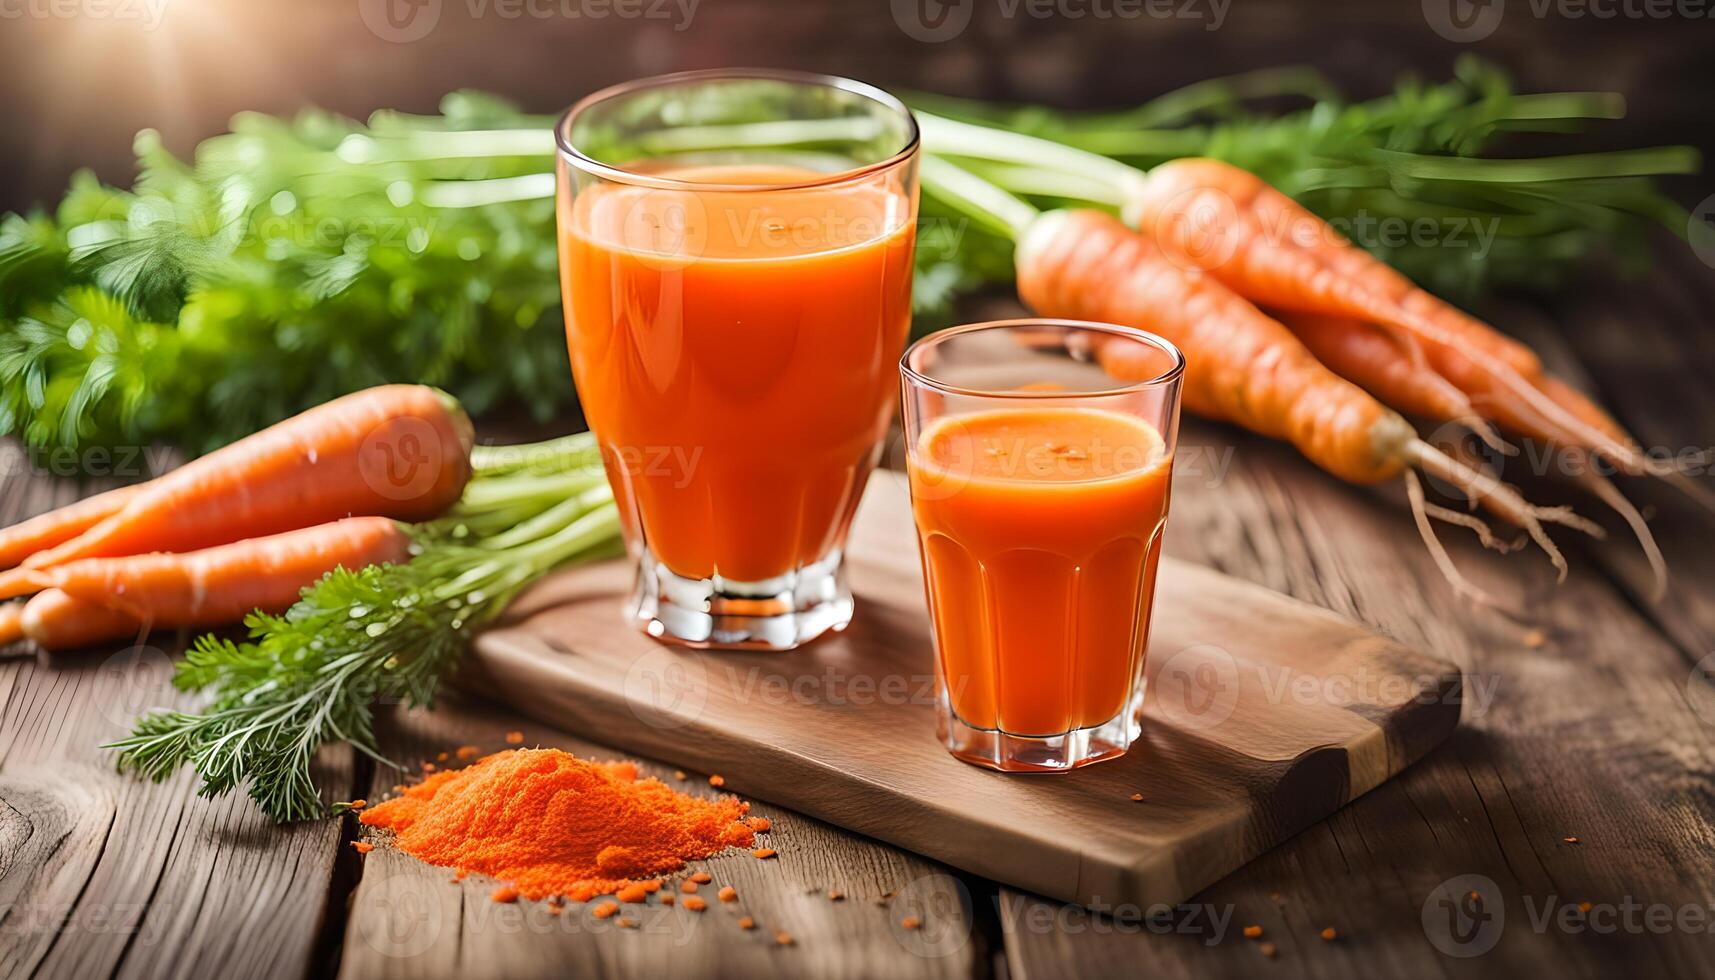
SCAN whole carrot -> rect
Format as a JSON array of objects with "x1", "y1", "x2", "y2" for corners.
[
  {"x1": 0, "y1": 484, "x2": 143, "y2": 570},
  {"x1": 1014, "y1": 207, "x2": 1596, "y2": 595},
  {"x1": 17, "y1": 590, "x2": 141, "y2": 651},
  {"x1": 0, "y1": 517, "x2": 411, "y2": 625},
  {"x1": 1281, "y1": 312, "x2": 1667, "y2": 596},
  {"x1": 0, "y1": 602, "x2": 23, "y2": 646},
  {"x1": 1129, "y1": 158, "x2": 1660, "y2": 476},
  {"x1": 1276, "y1": 312, "x2": 1505, "y2": 451},
  {"x1": 24, "y1": 385, "x2": 472, "y2": 569}
]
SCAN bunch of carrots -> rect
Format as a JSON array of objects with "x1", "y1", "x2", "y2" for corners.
[
  {"x1": 915, "y1": 118, "x2": 1705, "y2": 602},
  {"x1": 0, "y1": 385, "x2": 475, "y2": 649}
]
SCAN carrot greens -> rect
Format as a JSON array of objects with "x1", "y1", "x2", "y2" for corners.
[
  {"x1": 106, "y1": 432, "x2": 621, "y2": 823},
  {"x1": 0, "y1": 62, "x2": 1696, "y2": 456}
]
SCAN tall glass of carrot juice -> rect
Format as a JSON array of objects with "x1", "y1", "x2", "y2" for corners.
[
  {"x1": 900, "y1": 320, "x2": 1185, "y2": 771},
  {"x1": 556, "y1": 71, "x2": 919, "y2": 649}
]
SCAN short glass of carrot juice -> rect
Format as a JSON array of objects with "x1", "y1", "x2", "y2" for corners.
[
  {"x1": 900, "y1": 320, "x2": 1185, "y2": 771},
  {"x1": 555, "y1": 70, "x2": 919, "y2": 650}
]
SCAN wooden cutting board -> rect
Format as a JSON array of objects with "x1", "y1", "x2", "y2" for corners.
[{"x1": 466, "y1": 472, "x2": 1461, "y2": 908}]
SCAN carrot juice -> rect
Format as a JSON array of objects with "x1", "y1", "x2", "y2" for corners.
[
  {"x1": 900, "y1": 321, "x2": 1184, "y2": 771},
  {"x1": 555, "y1": 71, "x2": 920, "y2": 649}
]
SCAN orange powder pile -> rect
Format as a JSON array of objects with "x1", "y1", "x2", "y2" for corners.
[{"x1": 360, "y1": 748, "x2": 756, "y2": 901}]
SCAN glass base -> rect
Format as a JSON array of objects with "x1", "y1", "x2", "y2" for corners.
[
  {"x1": 938, "y1": 689, "x2": 1145, "y2": 772},
  {"x1": 628, "y1": 547, "x2": 853, "y2": 650}
]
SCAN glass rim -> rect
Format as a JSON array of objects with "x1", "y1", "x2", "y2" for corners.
[
  {"x1": 555, "y1": 68, "x2": 921, "y2": 193},
  {"x1": 900, "y1": 319, "x2": 1187, "y2": 399}
]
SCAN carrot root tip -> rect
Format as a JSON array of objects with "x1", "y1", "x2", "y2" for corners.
[{"x1": 1404, "y1": 471, "x2": 1501, "y2": 608}]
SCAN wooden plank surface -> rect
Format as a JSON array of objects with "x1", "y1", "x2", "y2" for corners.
[
  {"x1": 993, "y1": 247, "x2": 1715, "y2": 977},
  {"x1": 467, "y1": 473, "x2": 1460, "y2": 909},
  {"x1": 338, "y1": 697, "x2": 987, "y2": 980},
  {"x1": 0, "y1": 263, "x2": 1712, "y2": 979},
  {"x1": 0, "y1": 477, "x2": 359, "y2": 980}
]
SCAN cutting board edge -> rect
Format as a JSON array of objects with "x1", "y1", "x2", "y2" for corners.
[{"x1": 461, "y1": 623, "x2": 1463, "y2": 908}]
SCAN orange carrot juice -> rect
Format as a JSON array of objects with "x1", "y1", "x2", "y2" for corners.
[
  {"x1": 560, "y1": 164, "x2": 916, "y2": 584},
  {"x1": 908, "y1": 407, "x2": 1172, "y2": 742}
]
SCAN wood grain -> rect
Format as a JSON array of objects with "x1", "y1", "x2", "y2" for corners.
[
  {"x1": 467, "y1": 472, "x2": 1459, "y2": 910},
  {"x1": 997, "y1": 412, "x2": 1715, "y2": 978},
  {"x1": 0, "y1": 469, "x2": 358, "y2": 980},
  {"x1": 338, "y1": 697, "x2": 985, "y2": 980}
]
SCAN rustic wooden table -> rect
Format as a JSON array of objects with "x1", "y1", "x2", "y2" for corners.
[{"x1": 3, "y1": 244, "x2": 1714, "y2": 980}]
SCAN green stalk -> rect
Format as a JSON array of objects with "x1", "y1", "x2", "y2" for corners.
[{"x1": 919, "y1": 156, "x2": 1038, "y2": 241}]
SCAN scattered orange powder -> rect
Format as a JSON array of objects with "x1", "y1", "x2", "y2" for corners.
[
  {"x1": 683, "y1": 896, "x2": 708, "y2": 912},
  {"x1": 718, "y1": 886, "x2": 737, "y2": 903},
  {"x1": 738, "y1": 916, "x2": 755, "y2": 930},
  {"x1": 682, "y1": 881, "x2": 699, "y2": 894},
  {"x1": 616, "y1": 883, "x2": 649, "y2": 903},
  {"x1": 592, "y1": 902, "x2": 619, "y2": 919},
  {"x1": 709, "y1": 775, "x2": 726, "y2": 788},
  {"x1": 505, "y1": 731, "x2": 525, "y2": 744},
  {"x1": 492, "y1": 886, "x2": 519, "y2": 903},
  {"x1": 359, "y1": 748, "x2": 757, "y2": 901},
  {"x1": 749, "y1": 817, "x2": 771, "y2": 833},
  {"x1": 456, "y1": 746, "x2": 481, "y2": 761},
  {"x1": 690, "y1": 872, "x2": 712, "y2": 884},
  {"x1": 351, "y1": 841, "x2": 375, "y2": 854}
]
